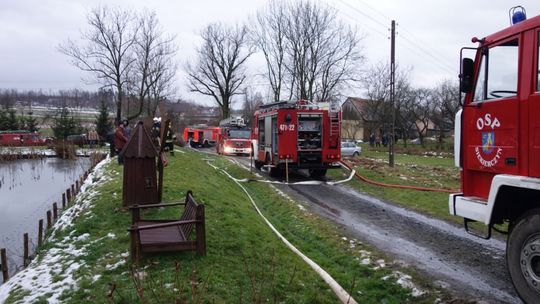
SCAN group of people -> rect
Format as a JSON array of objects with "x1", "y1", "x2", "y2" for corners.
[
  {"x1": 369, "y1": 132, "x2": 391, "y2": 148},
  {"x1": 110, "y1": 118, "x2": 175, "y2": 164}
]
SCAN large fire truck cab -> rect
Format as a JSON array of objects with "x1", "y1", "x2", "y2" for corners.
[
  {"x1": 251, "y1": 100, "x2": 341, "y2": 177},
  {"x1": 449, "y1": 10, "x2": 540, "y2": 302},
  {"x1": 216, "y1": 116, "x2": 252, "y2": 155}
]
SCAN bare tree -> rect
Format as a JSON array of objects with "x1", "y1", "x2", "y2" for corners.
[
  {"x1": 240, "y1": 87, "x2": 264, "y2": 122},
  {"x1": 363, "y1": 62, "x2": 413, "y2": 142},
  {"x1": 433, "y1": 80, "x2": 460, "y2": 126},
  {"x1": 129, "y1": 10, "x2": 177, "y2": 120},
  {"x1": 59, "y1": 6, "x2": 137, "y2": 123},
  {"x1": 251, "y1": 1, "x2": 287, "y2": 102},
  {"x1": 186, "y1": 23, "x2": 253, "y2": 119},
  {"x1": 253, "y1": 1, "x2": 364, "y2": 103},
  {"x1": 431, "y1": 80, "x2": 460, "y2": 148},
  {"x1": 409, "y1": 88, "x2": 436, "y2": 147}
]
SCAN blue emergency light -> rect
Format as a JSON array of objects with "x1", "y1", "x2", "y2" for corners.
[{"x1": 510, "y1": 6, "x2": 527, "y2": 25}]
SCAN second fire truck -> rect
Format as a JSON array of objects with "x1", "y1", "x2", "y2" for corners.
[
  {"x1": 216, "y1": 116, "x2": 252, "y2": 155},
  {"x1": 251, "y1": 100, "x2": 341, "y2": 177}
]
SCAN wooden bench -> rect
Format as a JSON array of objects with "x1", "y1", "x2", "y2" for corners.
[{"x1": 129, "y1": 190, "x2": 206, "y2": 262}]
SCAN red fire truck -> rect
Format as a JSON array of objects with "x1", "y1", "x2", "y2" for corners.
[
  {"x1": 183, "y1": 126, "x2": 219, "y2": 148},
  {"x1": 449, "y1": 8, "x2": 540, "y2": 302},
  {"x1": 251, "y1": 100, "x2": 341, "y2": 177},
  {"x1": 0, "y1": 130, "x2": 44, "y2": 146},
  {"x1": 216, "y1": 116, "x2": 252, "y2": 155}
]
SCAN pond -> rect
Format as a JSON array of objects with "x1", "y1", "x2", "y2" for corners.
[{"x1": 0, "y1": 157, "x2": 91, "y2": 283}]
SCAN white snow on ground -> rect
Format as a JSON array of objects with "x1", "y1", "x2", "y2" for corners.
[
  {"x1": 0, "y1": 147, "x2": 54, "y2": 156},
  {"x1": 382, "y1": 271, "x2": 426, "y2": 297},
  {"x1": 105, "y1": 259, "x2": 125, "y2": 271},
  {"x1": 372, "y1": 259, "x2": 386, "y2": 270},
  {"x1": 0, "y1": 156, "x2": 112, "y2": 304}
]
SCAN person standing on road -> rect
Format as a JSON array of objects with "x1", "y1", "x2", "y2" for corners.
[{"x1": 114, "y1": 121, "x2": 128, "y2": 165}]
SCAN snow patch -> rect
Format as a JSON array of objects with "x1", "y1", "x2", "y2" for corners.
[
  {"x1": 382, "y1": 271, "x2": 426, "y2": 297},
  {"x1": 372, "y1": 259, "x2": 386, "y2": 270},
  {"x1": 105, "y1": 259, "x2": 125, "y2": 271}
]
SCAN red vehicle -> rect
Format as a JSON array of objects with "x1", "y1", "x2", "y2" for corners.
[
  {"x1": 183, "y1": 126, "x2": 219, "y2": 148},
  {"x1": 449, "y1": 8, "x2": 540, "y2": 302},
  {"x1": 216, "y1": 116, "x2": 251, "y2": 155},
  {"x1": 251, "y1": 100, "x2": 341, "y2": 177},
  {"x1": 0, "y1": 130, "x2": 44, "y2": 146}
]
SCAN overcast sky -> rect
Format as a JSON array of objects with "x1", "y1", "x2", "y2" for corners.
[{"x1": 0, "y1": 0, "x2": 538, "y2": 106}]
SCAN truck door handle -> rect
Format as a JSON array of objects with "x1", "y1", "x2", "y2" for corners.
[{"x1": 505, "y1": 158, "x2": 517, "y2": 166}]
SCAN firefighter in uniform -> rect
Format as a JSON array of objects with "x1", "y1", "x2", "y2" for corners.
[{"x1": 165, "y1": 128, "x2": 176, "y2": 156}]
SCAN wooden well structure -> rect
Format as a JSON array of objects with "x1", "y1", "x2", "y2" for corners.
[{"x1": 121, "y1": 121, "x2": 159, "y2": 207}]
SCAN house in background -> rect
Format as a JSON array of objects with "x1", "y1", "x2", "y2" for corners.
[{"x1": 341, "y1": 97, "x2": 379, "y2": 142}]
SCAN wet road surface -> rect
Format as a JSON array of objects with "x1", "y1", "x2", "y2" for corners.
[{"x1": 285, "y1": 182, "x2": 519, "y2": 303}]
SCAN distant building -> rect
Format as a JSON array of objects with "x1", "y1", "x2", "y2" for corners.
[{"x1": 341, "y1": 97, "x2": 379, "y2": 142}]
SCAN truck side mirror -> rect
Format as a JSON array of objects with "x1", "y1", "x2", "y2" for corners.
[{"x1": 460, "y1": 58, "x2": 474, "y2": 93}]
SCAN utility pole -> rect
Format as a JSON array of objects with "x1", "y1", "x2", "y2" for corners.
[{"x1": 389, "y1": 20, "x2": 396, "y2": 167}]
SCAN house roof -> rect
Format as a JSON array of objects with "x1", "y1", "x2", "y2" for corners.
[
  {"x1": 344, "y1": 97, "x2": 369, "y2": 114},
  {"x1": 122, "y1": 121, "x2": 159, "y2": 158},
  {"x1": 342, "y1": 97, "x2": 378, "y2": 121}
]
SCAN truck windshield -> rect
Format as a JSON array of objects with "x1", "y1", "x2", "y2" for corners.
[
  {"x1": 229, "y1": 130, "x2": 251, "y2": 139},
  {"x1": 473, "y1": 39, "x2": 519, "y2": 102}
]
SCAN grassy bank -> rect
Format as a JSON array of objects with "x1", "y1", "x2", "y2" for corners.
[
  {"x1": 1, "y1": 148, "x2": 447, "y2": 303},
  {"x1": 329, "y1": 146, "x2": 460, "y2": 224}
]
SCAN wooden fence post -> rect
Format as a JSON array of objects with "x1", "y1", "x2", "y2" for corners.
[
  {"x1": 62, "y1": 193, "x2": 66, "y2": 209},
  {"x1": 38, "y1": 219, "x2": 44, "y2": 247},
  {"x1": 71, "y1": 184, "x2": 75, "y2": 196},
  {"x1": 1, "y1": 248, "x2": 8, "y2": 282},
  {"x1": 46, "y1": 211, "x2": 52, "y2": 229},
  {"x1": 75, "y1": 180, "x2": 79, "y2": 194},
  {"x1": 23, "y1": 233, "x2": 29, "y2": 267},
  {"x1": 66, "y1": 188, "x2": 71, "y2": 204},
  {"x1": 53, "y1": 203, "x2": 58, "y2": 221}
]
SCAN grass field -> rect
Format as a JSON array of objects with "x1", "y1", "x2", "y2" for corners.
[
  {"x1": 2, "y1": 148, "x2": 450, "y2": 303},
  {"x1": 329, "y1": 145, "x2": 460, "y2": 224}
]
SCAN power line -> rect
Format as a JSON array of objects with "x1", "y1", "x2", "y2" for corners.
[
  {"x1": 337, "y1": 7, "x2": 389, "y2": 39},
  {"x1": 336, "y1": 0, "x2": 388, "y2": 30},
  {"x1": 345, "y1": 0, "x2": 456, "y2": 72},
  {"x1": 334, "y1": 0, "x2": 455, "y2": 75}
]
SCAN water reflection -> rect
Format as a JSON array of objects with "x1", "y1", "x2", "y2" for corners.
[{"x1": 0, "y1": 157, "x2": 90, "y2": 281}]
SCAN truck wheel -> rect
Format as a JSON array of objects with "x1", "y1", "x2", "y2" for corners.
[
  {"x1": 507, "y1": 210, "x2": 540, "y2": 303},
  {"x1": 309, "y1": 169, "x2": 327, "y2": 178},
  {"x1": 353, "y1": 151, "x2": 360, "y2": 157},
  {"x1": 254, "y1": 160, "x2": 263, "y2": 170}
]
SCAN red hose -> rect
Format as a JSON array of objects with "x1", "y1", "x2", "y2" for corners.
[{"x1": 340, "y1": 160, "x2": 460, "y2": 194}]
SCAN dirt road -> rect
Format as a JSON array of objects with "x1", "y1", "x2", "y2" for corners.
[{"x1": 225, "y1": 153, "x2": 520, "y2": 303}]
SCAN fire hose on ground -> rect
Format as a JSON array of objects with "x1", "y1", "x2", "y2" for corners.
[
  {"x1": 339, "y1": 160, "x2": 460, "y2": 194},
  {"x1": 206, "y1": 159, "x2": 358, "y2": 304}
]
